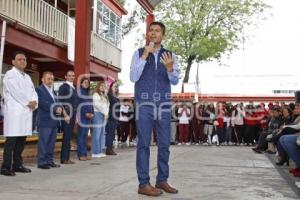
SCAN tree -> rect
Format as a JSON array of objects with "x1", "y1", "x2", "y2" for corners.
[
  {"x1": 118, "y1": 0, "x2": 146, "y2": 37},
  {"x1": 113, "y1": 1, "x2": 144, "y2": 37},
  {"x1": 122, "y1": 1, "x2": 146, "y2": 37},
  {"x1": 156, "y1": 0, "x2": 270, "y2": 92}
]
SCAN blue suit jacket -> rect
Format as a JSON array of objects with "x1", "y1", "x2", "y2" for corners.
[
  {"x1": 58, "y1": 83, "x2": 78, "y2": 116},
  {"x1": 36, "y1": 84, "x2": 59, "y2": 128}
]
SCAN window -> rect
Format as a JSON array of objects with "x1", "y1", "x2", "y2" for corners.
[
  {"x1": 95, "y1": 0, "x2": 122, "y2": 48},
  {"x1": 97, "y1": 1, "x2": 103, "y2": 13}
]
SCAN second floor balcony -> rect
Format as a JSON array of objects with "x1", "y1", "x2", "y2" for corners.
[{"x1": 0, "y1": 0, "x2": 122, "y2": 69}]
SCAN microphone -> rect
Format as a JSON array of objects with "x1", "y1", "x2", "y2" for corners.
[
  {"x1": 144, "y1": 41, "x2": 155, "y2": 61},
  {"x1": 149, "y1": 41, "x2": 155, "y2": 48}
]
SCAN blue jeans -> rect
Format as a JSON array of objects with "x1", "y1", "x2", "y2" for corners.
[
  {"x1": 277, "y1": 138, "x2": 286, "y2": 158},
  {"x1": 77, "y1": 126, "x2": 89, "y2": 157},
  {"x1": 280, "y1": 135, "x2": 300, "y2": 167},
  {"x1": 136, "y1": 103, "x2": 171, "y2": 187},
  {"x1": 105, "y1": 120, "x2": 117, "y2": 148},
  {"x1": 92, "y1": 112, "x2": 106, "y2": 154}
]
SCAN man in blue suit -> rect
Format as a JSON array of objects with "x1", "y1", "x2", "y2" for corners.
[
  {"x1": 58, "y1": 70, "x2": 78, "y2": 164},
  {"x1": 36, "y1": 72, "x2": 67, "y2": 169}
]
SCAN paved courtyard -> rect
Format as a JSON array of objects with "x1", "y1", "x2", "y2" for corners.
[{"x1": 0, "y1": 146, "x2": 299, "y2": 200}]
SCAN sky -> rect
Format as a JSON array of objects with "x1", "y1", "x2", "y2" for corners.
[{"x1": 119, "y1": 0, "x2": 300, "y2": 95}]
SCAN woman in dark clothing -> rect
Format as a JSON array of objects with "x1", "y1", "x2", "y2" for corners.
[
  {"x1": 105, "y1": 81, "x2": 120, "y2": 155},
  {"x1": 252, "y1": 107, "x2": 283, "y2": 153},
  {"x1": 77, "y1": 78, "x2": 94, "y2": 161},
  {"x1": 282, "y1": 107, "x2": 293, "y2": 125},
  {"x1": 270, "y1": 107, "x2": 300, "y2": 144},
  {"x1": 276, "y1": 107, "x2": 294, "y2": 165},
  {"x1": 129, "y1": 100, "x2": 137, "y2": 146}
]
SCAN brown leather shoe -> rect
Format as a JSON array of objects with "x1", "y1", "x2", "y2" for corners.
[
  {"x1": 156, "y1": 182, "x2": 178, "y2": 194},
  {"x1": 106, "y1": 148, "x2": 117, "y2": 155},
  {"x1": 86, "y1": 156, "x2": 92, "y2": 160},
  {"x1": 79, "y1": 156, "x2": 87, "y2": 161},
  {"x1": 61, "y1": 160, "x2": 75, "y2": 164},
  {"x1": 138, "y1": 184, "x2": 163, "y2": 196}
]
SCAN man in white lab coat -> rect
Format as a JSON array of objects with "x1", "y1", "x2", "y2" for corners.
[{"x1": 1, "y1": 51, "x2": 38, "y2": 176}]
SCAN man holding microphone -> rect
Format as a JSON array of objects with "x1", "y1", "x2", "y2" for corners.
[{"x1": 130, "y1": 22, "x2": 180, "y2": 196}]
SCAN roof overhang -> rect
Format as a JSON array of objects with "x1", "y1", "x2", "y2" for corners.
[
  {"x1": 61, "y1": 0, "x2": 128, "y2": 15},
  {"x1": 147, "y1": 0, "x2": 162, "y2": 8},
  {"x1": 111, "y1": 0, "x2": 128, "y2": 15},
  {"x1": 137, "y1": 0, "x2": 163, "y2": 14}
]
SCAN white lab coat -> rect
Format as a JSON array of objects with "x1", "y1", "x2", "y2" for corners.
[{"x1": 2, "y1": 67, "x2": 38, "y2": 137}]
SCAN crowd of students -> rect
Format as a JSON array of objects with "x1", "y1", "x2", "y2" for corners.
[
  {"x1": 167, "y1": 101, "x2": 300, "y2": 178},
  {"x1": 111, "y1": 100, "x2": 297, "y2": 149},
  {"x1": 170, "y1": 101, "x2": 268, "y2": 146},
  {"x1": 251, "y1": 103, "x2": 300, "y2": 178}
]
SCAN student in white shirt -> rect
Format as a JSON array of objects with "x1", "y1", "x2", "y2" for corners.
[
  {"x1": 92, "y1": 81, "x2": 109, "y2": 158},
  {"x1": 178, "y1": 103, "x2": 191, "y2": 145}
]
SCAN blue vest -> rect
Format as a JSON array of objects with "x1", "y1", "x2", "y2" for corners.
[{"x1": 135, "y1": 47, "x2": 172, "y2": 103}]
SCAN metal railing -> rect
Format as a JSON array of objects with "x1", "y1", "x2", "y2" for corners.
[
  {"x1": 91, "y1": 32, "x2": 122, "y2": 69},
  {"x1": 0, "y1": 0, "x2": 68, "y2": 43},
  {"x1": 0, "y1": 0, "x2": 122, "y2": 69}
]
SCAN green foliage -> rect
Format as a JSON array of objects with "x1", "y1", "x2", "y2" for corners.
[
  {"x1": 156, "y1": 0, "x2": 270, "y2": 84},
  {"x1": 122, "y1": 3, "x2": 146, "y2": 37},
  {"x1": 89, "y1": 82, "x2": 98, "y2": 91},
  {"x1": 117, "y1": 79, "x2": 123, "y2": 86}
]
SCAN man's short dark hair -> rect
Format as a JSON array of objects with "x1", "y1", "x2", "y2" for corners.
[
  {"x1": 150, "y1": 21, "x2": 166, "y2": 35},
  {"x1": 13, "y1": 51, "x2": 27, "y2": 60},
  {"x1": 66, "y1": 70, "x2": 75, "y2": 75},
  {"x1": 42, "y1": 71, "x2": 54, "y2": 78}
]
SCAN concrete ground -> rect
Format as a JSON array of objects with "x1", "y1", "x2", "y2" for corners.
[{"x1": 0, "y1": 145, "x2": 299, "y2": 200}]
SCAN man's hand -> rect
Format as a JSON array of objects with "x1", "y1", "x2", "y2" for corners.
[
  {"x1": 64, "y1": 115, "x2": 70, "y2": 124},
  {"x1": 141, "y1": 44, "x2": 155, "y2": 60},
  {"x1": 85, "y1": 113, "x2": 94, "y2": 119},
  {"x1": 27, "y1": 101, "x2": 37, "y2": 110},
  {"x1": 160, "y1": 52, "x2": 174, "y2": 72},
  {"x1": 55, "y1": 107, "x2": 63, "y2": 115},
  {"x1": 61, "y1": 109, "x2": 70, "y2": 124}
]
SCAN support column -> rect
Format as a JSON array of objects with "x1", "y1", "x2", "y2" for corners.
[
  {"x1": 0, "y1": 20, "x2": 7, "y2": 83},
  {"x1": 74, "y1": 0, "x2": 91, "y2": 82},
  {"x1": 146, "y1": 14, "x2": 154, "y2": 45}
]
